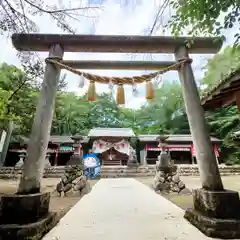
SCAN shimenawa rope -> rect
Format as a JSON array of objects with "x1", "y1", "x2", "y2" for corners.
[
  {"x1": 45, "y1": 58, "x2": 192, "y2": 85},
  {"x1": 45, "y1": 57, "x2": 192, "y2": 104}
]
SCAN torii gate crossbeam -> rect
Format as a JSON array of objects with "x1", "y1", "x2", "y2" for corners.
[{"x1": 12, "y1": 33, "x2": 222, "y2": 53}]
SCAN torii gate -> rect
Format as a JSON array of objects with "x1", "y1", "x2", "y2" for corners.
[{"x1": 11, "y1": 34, "x2": 240, "y2": 238}]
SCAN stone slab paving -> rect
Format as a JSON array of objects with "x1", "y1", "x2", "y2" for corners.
[{"x1": 43, "y1": 178, "x2": 213, "y2": 240}]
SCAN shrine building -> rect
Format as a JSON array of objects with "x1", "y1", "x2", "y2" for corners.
[{"x1": 5, "y1": 128, "x2": 221, "y2": 167}]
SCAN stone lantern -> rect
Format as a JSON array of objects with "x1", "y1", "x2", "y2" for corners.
[
  {"x1": 71, "y1": 135, "x2": 84, "y2": 154},
  {"x1": 44, "y1": 152, "x2": 51, "y2": 168},
  {"x1": 15, "y1": 151, "x2": 25, "y2": 167},
  {"x1": 152, "y1": 135, "x2": 187, "y2": 194},
  {"x1": 157, "y1": 135, "x2": 171, "y2": 167},
  {"x1": 67, "y1": 135, "x2": 84, "y2": 166}
]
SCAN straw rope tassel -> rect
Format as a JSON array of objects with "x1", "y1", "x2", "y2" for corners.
[
  {"x1": 146, "y1": 81, "x2": 154, "y2": 100},
  {"x1": 116, "y1": 84, "x2": 125, "y2": 105},
  {"x1": 88, "y1": 81, "x2": 96, "y2": 101}
]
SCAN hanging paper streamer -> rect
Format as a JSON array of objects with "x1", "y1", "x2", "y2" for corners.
[
  {"x1": 46, "y1": 57, "x2": 192, "y2": 105},
  {"x1": 88, "y1": 81, "x2": 96, "y2": 101},
  {"x1": 116, "y1": 84, "x2": 125, "y2": 105},
  {"x1": 78, "y1": 74, "x2": 85, "y2": 88},
  {"x1": 132, "y1": 83, "x2": 139, "y2": 97},
  {"x1": 108, "y1": 79, "x2": 114, "y2": 91},
  {"x1": 146, "y1": 81, "x2": 154, "y2": 100},
  {"x1": 152, "y1": 75, "x2": 160, "y2": 88},
  {"x1": 156, "y1": 74, "x2": 163, "y2": 86}
]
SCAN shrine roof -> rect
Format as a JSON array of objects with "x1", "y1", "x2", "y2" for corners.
[
  {"x1": 12, "y1": 33, "x2": 222, "y2": 54},
  {"x1": 18, "y1": 135, "x2": 89, "y2": 144},
  {"x1": 50, "y1": 135, "x2": 89, "y2": 144},
  {"x1": 88, "y1": 128, "x2": 135, "y2": 137},
  {"x1": 201, "y1": 68, "x2": 240, "y2": 110},
  {"x1": 49, "y1": 135, "x2": 74, "y2": 144},
  {"x1": 138, "y1": 134, "x2": 221, "y2": 143}
]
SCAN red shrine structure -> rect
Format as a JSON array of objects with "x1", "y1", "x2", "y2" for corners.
[{"x1": 5, "y1": 128, "x2": 221, "y2": 167}]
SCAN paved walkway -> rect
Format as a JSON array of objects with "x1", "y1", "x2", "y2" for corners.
[{"x1": 43, "y1": 178, "x2": 212, "y2": 240}]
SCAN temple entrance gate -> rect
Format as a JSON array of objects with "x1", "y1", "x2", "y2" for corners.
[
  {"x1": 12, "y1": 34, "x2": 223, "y2": 192},
  {"x1": 11, "y1": 33, "x2": 240, "y2": 238}
]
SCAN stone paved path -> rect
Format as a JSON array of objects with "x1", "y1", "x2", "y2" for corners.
[{"x1": 43, "y1": 178, "x2": 212, "y2": 240}]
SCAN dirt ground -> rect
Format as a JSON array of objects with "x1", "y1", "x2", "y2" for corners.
[
  {"x1": 0, "y1": 178, "x2": 99, "y2": 219},
  {"x1": 136, "y1": 176, "x2": 240, "y2": 210},
  {"x1": 1, "y1": 176, "x2": 240, "y2": 219}
]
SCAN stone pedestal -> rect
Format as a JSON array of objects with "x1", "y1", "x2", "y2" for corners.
[
  {"x1": 0, "y1": 192, "x2": 57, "y2": 239},
  {"x1": 184, "y1": 188, "x2": 240, "y2": 239},
  {"x1": 153, "y1": 163, "x2": 186, "y2": 193}
]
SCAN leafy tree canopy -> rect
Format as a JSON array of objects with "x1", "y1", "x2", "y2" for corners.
[
  {"x1": 168, "y1": 0, "x2": 240, "y2": 44},
  {"x1": 201, "y1": 46, "x2": 240, "y2": 90}
]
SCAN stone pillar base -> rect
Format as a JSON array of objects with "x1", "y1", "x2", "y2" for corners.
[
  {"x1": 184, "y1": 188, "x2": 240, "y2": 239},
  {"x1": 0, "y1": 192, "x2": 57, "y2": 239},
  {"x1": 0, "y1": 212, "x2": 57, "y2": 240}
]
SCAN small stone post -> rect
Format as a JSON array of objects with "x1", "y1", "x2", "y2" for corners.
[
  {"x1": 18, "y1": 44, "x2": 64, "y2": 194},
  {"x1": 175, "y1": 46, "x2": 240, "y2": 238},
  {"x1": 0, "y1": 121, "x2": 14, "y2": 166}
]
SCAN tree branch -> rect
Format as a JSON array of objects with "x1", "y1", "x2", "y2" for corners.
[
  {"x1": 149, "y1": 0, "x2": 170, "y2": 36},
  {"x1": 23, "y1": 0, "x2": 100, "y2": 14}
]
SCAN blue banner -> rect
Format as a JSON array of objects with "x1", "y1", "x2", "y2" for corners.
[{"x1": 83, "y1": 154, "x2": 100, "y2": 179}]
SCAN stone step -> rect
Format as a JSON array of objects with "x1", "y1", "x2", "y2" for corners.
[
  {"x1": 102, "y1": 160, "x2": 122, "y2": 166},
  {"x1": 1, "y1": 165, "x2": 240, "y2": 179}
]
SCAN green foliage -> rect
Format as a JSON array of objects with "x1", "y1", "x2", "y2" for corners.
[
  {"x1": 169, "y1": 0, "x2": 240, "y2": 45},
  {"x1": 201, "y1": 46, "x2": 240, "y2": 90},
  {"x1": 133, "y1": 81, "x2": 190, "y2": 135},
  {"x1": 0, "y1": 63, "x2": 38, "y2": 133}
]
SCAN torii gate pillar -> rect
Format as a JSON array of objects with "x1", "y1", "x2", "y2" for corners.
[
  {"x1": 175, "y1": 46, "x2": 240, "y2": 238},
  {"x1": 175, "y1": 46, "x2": 223, "y2": 190},
  {"x1": 18, "y1": 44, "x2": 64, "y2": 194}
]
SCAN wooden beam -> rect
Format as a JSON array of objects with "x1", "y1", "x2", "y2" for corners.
[
  {"x1": 220, "y1": 85, "x2": 240, "y2": 95},
  {"x1": 61, "y1": 60, "x2": 177, "y2": 70},
  {"x1": 12, "y1": 34, "x2": 223, "y2": 54},
  {"x1": 201, "y1": 70, "x2": 240, "y2": 105},
  {"x1": 202, "y1": 81, "x2": 240, "y2": 107},
  {"x1": 203, "y1": 93, "x2": 236, "y2": 110}
]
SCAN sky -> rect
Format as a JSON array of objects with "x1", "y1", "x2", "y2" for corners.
[{"x1": 0, "y1": 0, "x2": 237, "y2": 109}]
